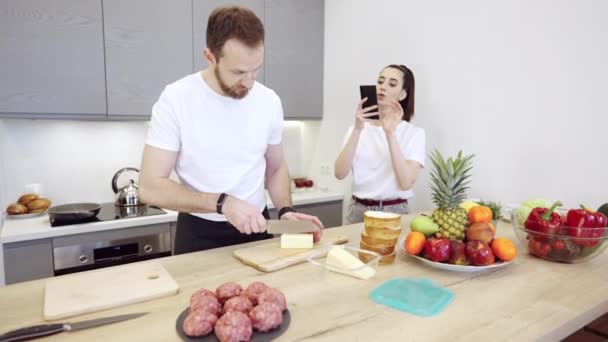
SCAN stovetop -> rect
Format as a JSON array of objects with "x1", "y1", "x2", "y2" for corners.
[{"x1": 50, "y1": 202, "x2": 167, "y2": 227}]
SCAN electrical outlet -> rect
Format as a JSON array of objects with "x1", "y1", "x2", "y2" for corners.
[{"x1": 320, "y1": 163, "x2": 331, "y2": 175}]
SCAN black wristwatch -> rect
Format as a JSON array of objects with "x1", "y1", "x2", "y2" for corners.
[
  {"x1": 278, "y1": 206, "x2": 296, "y2": 219},
  {"x1": 216, "y1": 193, "x2": 228, "y2": 214}
]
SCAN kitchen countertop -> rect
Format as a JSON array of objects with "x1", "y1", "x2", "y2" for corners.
[
  {"x1": 0, "y1": 190, "x2": 343, "y2": 244},
  {"x1": 0, "y1": 216, "x2": 607, "y2": 341}
]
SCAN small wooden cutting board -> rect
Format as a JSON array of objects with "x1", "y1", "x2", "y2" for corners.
[
  {"x1": 44, "y1": 261, "x2": 179, "y2": 320},
  {"x1": 233, "y1": 235, "x2": 349, "y2": 272}
]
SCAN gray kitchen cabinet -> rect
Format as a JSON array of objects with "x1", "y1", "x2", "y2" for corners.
[
  {"x1": 3, "y1": 238, "x2": 54, "y2": 285},
  {"x1": 192, "y1": 0, "x2": 265, "y2": 83},
  {"x1": 265, "y1": 0, "x2": 324, "y2": 119},
  {"x1": 0, "y1": 0, "x2": 106, "y2": 117},
  {"x1": 270, "y1": 200, "x2": 343, "y2": 228},
  {"x1": 103, "y1": 0, "x2": 193, "y2": 118}
]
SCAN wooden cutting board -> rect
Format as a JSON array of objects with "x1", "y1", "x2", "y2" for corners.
[
  {"x1": 233, "y1": 235, "x2": 349, "y2": 272},
  {"x1": 44, "y1": 261, "x2": 179, "y2": 320}
]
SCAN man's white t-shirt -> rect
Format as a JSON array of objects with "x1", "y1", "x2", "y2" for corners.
[
  {"x1": 146, "y1": 72, "x2": 283, "y2": 221},
  {"x1": 344, "y1": 121, "x2": 426, "y2": 200}
]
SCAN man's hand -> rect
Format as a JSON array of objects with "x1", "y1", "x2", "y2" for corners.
[
  {"x1": 281, "y1": 211, "x2": 325, "y2": 242},
  {"x1": 222, "y1": 196, "x2": 267, "y2": 234}
]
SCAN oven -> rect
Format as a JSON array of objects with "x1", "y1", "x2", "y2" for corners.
[{"x1": 52, "y1": 223, "x2": 172, "y2": 276}]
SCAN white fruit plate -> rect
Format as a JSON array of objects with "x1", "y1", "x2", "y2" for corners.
[{"x1": 398, "y1": 237, "x2": 514, "y2": 273}]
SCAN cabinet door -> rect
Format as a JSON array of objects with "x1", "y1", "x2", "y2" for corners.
[
  {"x1": 192, "y1": 0, "x2": 265, "y2": 83},
  {"x1": 265, "y1": 0, "x2": 324, "y2": 119},
  {"x1": 4, "y1": 239, "x2": 53, "y2": 285},
  {"x1": 269, "y1": 200, "x2": 343, "y2": 228},
  {"x1": 0, "y1": 0, "x2": 106, "y2": 115},
  {"x1": 104, "y1": 0, "x2": 192, "y2": 117}
]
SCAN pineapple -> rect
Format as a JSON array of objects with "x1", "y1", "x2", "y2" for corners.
[{"x1": 429, "y1": 150, "x2": 475, "y2": 241}]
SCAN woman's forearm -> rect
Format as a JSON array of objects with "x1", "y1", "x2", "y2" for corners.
[
  {"x1": 385, "y1": 132, "x2": 421, "y2": 190},
  {"x1": 334, "y1": 128, "x2": 362, "y2": 179}
]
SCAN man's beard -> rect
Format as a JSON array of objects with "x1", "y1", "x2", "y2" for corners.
[{"x1": 214, "y1": 67, "x2": 250, "y2": 99}]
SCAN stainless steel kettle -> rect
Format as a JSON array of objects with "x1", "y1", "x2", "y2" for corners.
[{"x1": 112, "y1": 167, "x2": 142, "y2": 207}]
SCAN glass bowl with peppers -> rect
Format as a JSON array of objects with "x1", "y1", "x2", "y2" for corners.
[{"x1": 511, "y1": 201, "x2": 608, "y2": 263}]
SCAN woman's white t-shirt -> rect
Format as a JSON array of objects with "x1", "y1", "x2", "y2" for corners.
[
  {"x1": 344, "y1": 121, "x2": 426, "y2": 200},
  {"x1": 146, "y1": 72, "x2": 283, "y2": 221}
]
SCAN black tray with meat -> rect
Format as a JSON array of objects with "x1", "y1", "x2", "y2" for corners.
[{"x1": 175, "y1": 307, "x2": 291, "y2": 341}]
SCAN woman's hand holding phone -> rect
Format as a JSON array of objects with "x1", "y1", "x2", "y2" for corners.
[{"x1": 354, "y1": 97, "x2": 379, "y2": 131}]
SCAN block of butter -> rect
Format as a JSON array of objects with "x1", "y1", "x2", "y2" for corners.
[
  {"x1": 325, "y1": 246, "x2": 376, "y2": 280},
  {"x1": 280, "y1": 234, "x2": 313, "y2": 249}
]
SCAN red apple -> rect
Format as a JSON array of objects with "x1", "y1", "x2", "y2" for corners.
[
  {"x1": 424, "y1": 238, "x2": 451, "y2": 262},
  {"x1": 465, "y1": 241, "x2": 495, "y2": 266},
  {"x1": 305, "y1": 179, "x2": 314, "y2": 187},
  {"x1": 448, "y1": 240, "x2": 469, "y2": 265}
]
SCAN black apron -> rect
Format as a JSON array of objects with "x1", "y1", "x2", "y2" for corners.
[{"x1": 174, "y1": 208, "x2": 272, "y2": 255}]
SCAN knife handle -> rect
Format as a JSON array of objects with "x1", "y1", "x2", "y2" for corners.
[{"x1": 0, "y1": 324, "x2": 65, "y2": 342}]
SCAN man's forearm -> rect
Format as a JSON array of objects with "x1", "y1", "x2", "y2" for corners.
[
  {"x1": 266, "y1": 161, "x2": 292, "y2": 212},
  {"x1": 139, "y1": 177, "x2": 219, "y2": 213}
]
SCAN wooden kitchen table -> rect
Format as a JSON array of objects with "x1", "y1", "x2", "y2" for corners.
[{"x1": 1, "y1": 215, "x2": 608, "y2": 342}]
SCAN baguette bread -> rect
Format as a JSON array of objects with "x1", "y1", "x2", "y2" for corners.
[
  {"x1": 18, "y1": 193, "x2": 38, "y2": 205},
  {"x1": 26, "y1": 198, "x2": 51, "y2": 211},
  {"x1": 7, "y1": 203, "x2": 28, "y2": 215}
]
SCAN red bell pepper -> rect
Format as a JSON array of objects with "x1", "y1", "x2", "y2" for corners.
[
  {"x1": 524, "y1": 201, "x2": 563, "y2": 242},
  {"x1": 566, "y1": 205, "x2": 607, "y2": 247}
]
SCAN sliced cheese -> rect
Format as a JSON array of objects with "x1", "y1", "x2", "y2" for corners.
[
  {"x1": 325, "y1": 246, "x2": 376, "y2": 280},
  {"x1": 280, "y1": 234, "x2": 313, "y2": 249}
]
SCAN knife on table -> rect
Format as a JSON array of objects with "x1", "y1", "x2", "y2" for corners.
[
  {"x1": 0, "y1": 312, "x2": 147, "y2": 342},
  {"x1": 266, "y1": 219, "x2": 319, "y2": 235}
]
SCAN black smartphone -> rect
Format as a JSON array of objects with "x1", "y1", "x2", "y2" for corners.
[{"x1": 359, "y1": 85, "x2": 379, "y2": 120}]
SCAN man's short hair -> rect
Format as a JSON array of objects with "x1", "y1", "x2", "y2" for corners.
[{"x1": 206, "y1": 6, "x2": 265, "y2": 59}]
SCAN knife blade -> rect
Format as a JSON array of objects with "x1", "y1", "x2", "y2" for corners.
[
  {"x1": 266, "y1": 220, "x2": 319, "y2": 235},
  {"x1": 0, "y1": 312, "x2": 147, "y2": 342}
]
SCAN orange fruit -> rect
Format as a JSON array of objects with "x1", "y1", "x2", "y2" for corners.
[
  {"x1": 491, "y1": 238, "x2": 517, "y2": 261},
  {"x1": 404, "y1": 232, "x2": 426, "y2": 255},
  {"x1": 469, "y1": 205, "x2": 493, "y2": 224}
]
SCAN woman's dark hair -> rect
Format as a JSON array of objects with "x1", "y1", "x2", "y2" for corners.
[{"x1": 385, "y1": 64, "x2": 415, "y2": 122}]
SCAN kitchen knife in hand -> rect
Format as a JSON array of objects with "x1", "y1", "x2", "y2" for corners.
[
  {"x1": 0, "y1": 312, "x2": 147, "y2": 342},
  {"x1": 266, "y1": 220, "x2": 319, "y2": 235}
]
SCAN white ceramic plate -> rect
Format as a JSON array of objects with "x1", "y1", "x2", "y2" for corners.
[
  {"x1": 4, "y1": 211, "x2": 47, "y2": 219},
  {"x1": 398, "y1": 237, "x2": 513, "y2": 272}
]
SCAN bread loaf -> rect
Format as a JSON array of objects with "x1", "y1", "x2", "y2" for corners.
[
  {"x1": 18, "y1": 193, "x2": 39, "y2": 205},
  {"x1": 7, "y1": 203, "x2": 28, "y2": 215},
  {"x1": 359, "y1": 240, "x2": 395, "y2": 255},
  {"x1": 26, "y1": 198, "x2": 51, "y2": 211},
  {"x1": 364, "y1": 224, "x2": 402, "y2": 240},
  {"x1": 363, "y1": 211, "x2": 401, "y2": 229},
  {"x1": 360, "y1": 230, "x2": 398, "y2": 247},
  {"x1": 359, "y1": 251, "x2": 396, "y2": 265},
  {"x1": 359, "y1": 211, "x2": 402, "y2": 266}
]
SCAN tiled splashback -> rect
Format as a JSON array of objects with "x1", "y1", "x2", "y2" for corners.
[{"x1": 0, "y1": 119, "x2": 311, "y2": 209}]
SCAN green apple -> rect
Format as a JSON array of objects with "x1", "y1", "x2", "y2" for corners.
[{"x1": 410, "y1": 215, "x2": 439, "y2": 237}]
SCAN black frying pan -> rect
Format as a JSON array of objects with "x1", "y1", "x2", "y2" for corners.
[{"x1": 47, "y1": 203, "x2": 102, "y2": 222}]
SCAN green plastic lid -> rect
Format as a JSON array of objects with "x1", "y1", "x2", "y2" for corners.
[{"x1": 369, "y1": 278, "x2": 454, "y2": 316}]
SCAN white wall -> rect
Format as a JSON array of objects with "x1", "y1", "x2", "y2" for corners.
[
  {"x1": 0, "y1": 119, "x2": 149, "y2": 207},
  {"x1": 313, "y1": 0, "x2": 608, "y2": 213},
  {"x1": 0, "y1": 119, "x2": 305, "y2": 210}
]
